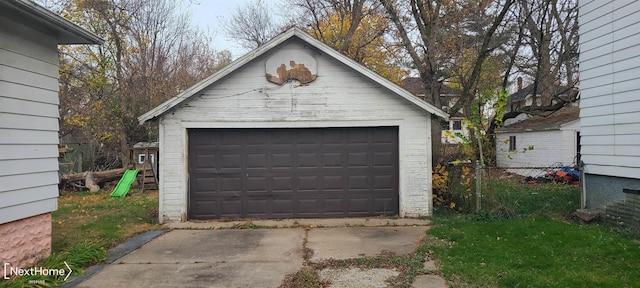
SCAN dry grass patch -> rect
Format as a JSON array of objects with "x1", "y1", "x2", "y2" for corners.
[{"x1": 53, "y1": 189, "x2": 160, "y2": 252}]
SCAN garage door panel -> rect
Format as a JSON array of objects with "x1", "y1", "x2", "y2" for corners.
[
  {"x1": 346, "y1": 129, "x2": 369, "y2": 143},
  {"x1": 271, "y1": 176, "x2": 294, "y2": 192},
  {"x1": 348, "y1": 175, "x2": 369, "y2": 189},
  {"x1": 372, "y1": 152, "x2": 395, "y2": 167},
  {"x1": 272, "y1": 153, "x2": 293, "y2": 168},
  {"x1": 192, "y1": 176, "x2": 216, "y2": 192},
  {"x1": 298, "y1": 130, "x2": 322, "y2": 145},
  {"x1": 221, "y1": 177, "x2": 242, "y2": 192},
  {"x1": 372, "y1": 129, "x2": 396, "y2": 143},
  {"x1": 188, "y1": 127, "x2": 398, "y2": 219},
  {"x1": 321, "y1": 152, "x2": 343, "y2": 167},
  {"x1": 347, "y1": 152, "x2": 369, "y2": 167},
  {"x1": 246, "y1": 153, "x2": 268, "y2": 168},
  {"x1": 298, "y1": 175, "x2": 320, "y2": 191},
  {"x1": 321, "y1": 131, "x2": 343, "y2": 144},
  {"x1": 348, "y1": 198, "x2": 369, "y2": 212},
  {"x1": 245, "y1": 131, "x2": 270, "y2": 145},
  {"x1": 322, "y1": 175, "x2": 344, "y2": 190},
  {"x1": 298, "y1": 198, "x2": 321, "y2": 214},
  {"x1": 221, "y1": 199, "x2": 242, "y2": 215},
  {"x1": 272, "y1": 199, "x2": 294, "y2": 214},
  {"x1": 246, "y1": 176, "x2": 269, "y2": 192},
  {"x1": 220, "y1": 154, "x2": 242, "y2": 168},
  {"x1": 373, "y1": 175, "x2": 395, "y2": 189},
  {"x1": 298, "y1": 152, "x2": 320, "y2": 168},
  {"x1": 246, "y1": 199, "x2": 268, "y2": 215},
  {"x1": 192, "y1": 155, "x2": 216, "y2": 169},
  {"x1": 373, "y1": 197, "x2": 397, "y2": 213},
  {"x1": 192, "y1": 200, "x2": 217, "y2": 217},
  {"x1": 323, "y1": 198, "x2": 345, "y2": 213}
]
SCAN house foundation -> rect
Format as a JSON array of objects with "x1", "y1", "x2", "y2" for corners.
[{"x1": 0, "y1": 213, "x2": 52, "y2": 268}]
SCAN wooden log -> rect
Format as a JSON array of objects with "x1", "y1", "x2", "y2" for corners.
[
  {"x1": 60, "y1": 168, "x2": 127, "y2": 191},
  {"x1": 85, "y1": 172, "x2": 100, "y2": 192}
]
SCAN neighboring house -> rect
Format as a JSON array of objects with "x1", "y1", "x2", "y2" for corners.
[
  {"x1": 505, "y1": 77, "x2": 577, "y2": 126},
  {"x1": 496, "y1": 107, "x2": 580, "y2": 175},
  {"x1": 0, "y1": 0, "x2": 102, "y2": 268},
  {"x1": 578, "y1": 1, "x2": 640, "y2": 210},
  {"x1": 139, "y1": 28, "x2": 448, "y2": 223},
  {"x1": 401, "y1": 77, "x2": 468, "y2": 145}
]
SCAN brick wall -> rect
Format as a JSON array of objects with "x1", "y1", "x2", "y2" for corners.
[{"x1": 0, "y1": 213, "x2": 52, "y2": 268}]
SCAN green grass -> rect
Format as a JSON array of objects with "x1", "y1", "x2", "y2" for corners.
[
  {"x1": 2, "y1": 243, "x2": 107, "y2": 288},
  {"x1": 429, "y1": 179, "x2": 640, "y2": 288},
  {"x1": 52, "y1": 189, "x2": 160, "y2": 251},
  {"x1": 1, "y1": 189, "x2": 160, "y2": 287},
  {"x1": 427, "y1": 217, "x2": 640, "y2": 287},
  {"x1": 481, "y1": 180, "x2": 581, "y2": 218}
]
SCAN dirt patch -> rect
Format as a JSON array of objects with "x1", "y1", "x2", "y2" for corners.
[{"x1": 319, "y1": 267, "x2": 399, "y2": 288}]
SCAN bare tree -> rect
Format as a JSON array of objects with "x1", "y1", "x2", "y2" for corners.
[
  {"x1": 508, "y1": 0, "x2": 579, "y2": 115},
  {"x1": 221, "y1": 0, "x2": 283, "y2": 50},
  {"x1": 381, "y1": 0, "x2": 514, "y2": 110},
  {"x1": 53, "y1": 0, "x2": 231, "y2": 169}
]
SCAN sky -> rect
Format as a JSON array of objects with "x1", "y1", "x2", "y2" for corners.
[{"x1": 187, "y1": 0, "x2": 277, "y2": 59}]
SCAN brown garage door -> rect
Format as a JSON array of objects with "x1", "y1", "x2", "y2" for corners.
[{"x1": 188, "y1": 127, "x2": 398, "y2": 219}]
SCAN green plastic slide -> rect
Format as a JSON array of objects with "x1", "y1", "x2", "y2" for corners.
[{"x1": 110, "y1": 169, "x2": 139, "y2": 198}]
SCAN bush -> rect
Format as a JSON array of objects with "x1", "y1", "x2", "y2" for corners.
[{"x1": 432, "y1": 163, "x2": 475, "y2": 213}]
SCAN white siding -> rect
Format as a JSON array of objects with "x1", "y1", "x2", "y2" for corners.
[
  {"x1": 0, "y1": 18, "x2": 60, "y2": 224},
  {"x1": 560, "y1": 120, "x2": 581, "y2": 167},
  {"x1": 158, "y1": 40, "x2": 433, "y2": 222},
  {"x1": 497, "y1": 130, "x2": 565, "y2": 171},
  {"x1": 579, "y1": 0, "x2": 640, "y2": 179}
]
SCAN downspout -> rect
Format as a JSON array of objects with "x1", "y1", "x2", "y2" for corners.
[{"x1": 580, "y1": 161, "x2": 586, "y2": 209}]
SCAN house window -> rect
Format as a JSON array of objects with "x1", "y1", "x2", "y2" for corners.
[
  {"x1": 138, "y1": 153, "x2": 155, "y2": 164},
  {"x1": 509, "y1": 136, "x2": 517, "y2": 151},
  {"x1": 452, "y1": 120, "x2": 462, "y2": 130}
]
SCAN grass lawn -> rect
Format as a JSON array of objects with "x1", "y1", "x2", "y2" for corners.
[
  {"x1": 428, "y1": 217, "x2": 640, "y2": 287},
  {"x1": 1, "y1": 189, "x2": 160, "y2": 288},
  {"x1": 53, "y1": 189, "x2": 160, "y2": 251},
  {"x1": 428, "y1": 181, "x2": 640, "y2": 287}
]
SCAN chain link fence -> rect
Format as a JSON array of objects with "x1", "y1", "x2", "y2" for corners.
[{"x1": 434, "y1": 161, "x2": 582, "y2": 218}]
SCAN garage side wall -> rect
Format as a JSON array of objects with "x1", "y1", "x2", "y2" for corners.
[
  {"x1": 158, "y1": 40, "x2": 432, "y2": 222},
  {"x1": 496, "y1": 130, "x2": 565, "y2": 170}
]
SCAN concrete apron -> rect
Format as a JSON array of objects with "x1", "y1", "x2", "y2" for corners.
[{"x1": 75, "y1": 218, "x2": 435, "y2": 288}]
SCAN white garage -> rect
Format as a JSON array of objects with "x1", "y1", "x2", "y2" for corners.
[{"x1": 139, "y1": 28, "x2": 448, "y2": 223}]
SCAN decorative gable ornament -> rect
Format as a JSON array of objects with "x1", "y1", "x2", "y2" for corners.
[{"x1": 266, "y1": 49, "x2": 317, "y2": 85}]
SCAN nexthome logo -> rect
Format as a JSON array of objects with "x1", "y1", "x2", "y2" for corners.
[{"x1": 3, "y1": 262, "x2": 72, "y2": 281}]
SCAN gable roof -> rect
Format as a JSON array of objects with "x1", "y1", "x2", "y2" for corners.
[
  {"x1": 497, "y1": 107, "x2": 580, "y2": 133},
  {"x1": 508, "y1": 84, "x2": 535, "y2": 102},
  {"x1": 138, "y1": 27, "x2": 449, "y2": 124},
  {"x1": 1, "y1": 0, "x2": 103, "y2": 44},
  {"x1": 507, "y1": 83, "x2": 571, "y2": 104}
]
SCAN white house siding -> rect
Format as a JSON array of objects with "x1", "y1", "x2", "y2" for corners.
[
  {"x1": 157, "y1": 40, "x2": 433, "y2": 223},
  {"x1": 0, "y1": 17, "x2": 60, "y2": 224},
  {"x1": 579, "y1": 0, "x2": 640, "y2": 207},
  {"x1": 560, "y1": 120, "x2": 581, "y2": 166},
  {"x1": 497, "y1": 130, "x2": 566, "y2": 176}
]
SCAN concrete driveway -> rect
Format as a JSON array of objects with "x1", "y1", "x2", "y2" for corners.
[{"x1": 72, "y1": 218, "x2": 446, "y2": 288}]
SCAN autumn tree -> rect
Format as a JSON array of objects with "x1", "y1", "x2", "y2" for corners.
[
  {"x1": 286, "y1": 0, "x2": 407, "y2": 83},
  {"x1": 46, "y1": 0, "x2": 231, "y2": 169}
]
